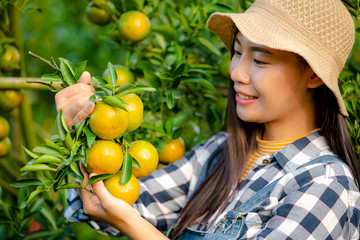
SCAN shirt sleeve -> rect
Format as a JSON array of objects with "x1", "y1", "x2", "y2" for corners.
[
  {"x1": 63, "y1": 132, "x2": 228, "y2": 237},
  {"x1": 243, "y1": 164, "x2": 360, "y2": 240}
]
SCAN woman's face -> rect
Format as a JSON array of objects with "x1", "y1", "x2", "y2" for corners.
[{"x1": 230, "y1": 32, "x2": 319, "y2": 139}]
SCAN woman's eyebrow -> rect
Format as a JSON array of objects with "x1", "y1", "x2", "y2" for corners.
[{"x1": 234, "y1": 37, "x2": 273, "y2": 55}]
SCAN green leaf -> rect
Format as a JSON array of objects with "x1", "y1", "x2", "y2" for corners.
[
  {"x1": 75, "y1": 120, "x2": 86, "y2": 141},
  {"x1": 23, "y1": 231, "x2": 59, "y2": 240},
  {"x1": 120, "y1": 151, "x2": 132, "y2": 185},
  {"x1": 21, "y1": 164, "x2": 57, "y2": 172},
  {"x1": 204, "y1": 3, "x2": 234, "y2": 13},
  {"x1": 120, "y1": 85, "x2": 156, "y2": 96},
  {"x1": 164, "y1": 118, "x2": 174, "y2": 136},
  {"x1": 166, "y1": 88, "x2": 176, "y2": 109},
  {"x1": 74, "y1": 60, "x2": 88, "y2": 80},
  {"x1": 91, "y1": 76, "x2": 108, "y2": 86},
  {"x1": 33, "y1": 155, "x2": 62, "y2": 165},
  {"x1": 57, "y1": 183, "x2": 82, "y2": 190},
  {"x1": 41, "y1": 73, "x2": 62, "y2": 82},
  {"x1": 10, "y1": 179, "x2": 43, "y2": 188},
  {"x1": 172, "y1": 128, "x2": 183, "y2": 140},
  {"x1": 22, "y1": 146, "x2": 39, "y2": 159},
  {"x1": 44, "y1": 139, "x2": 62, "y2": 151},
  {"x1": 140, "y1": 122, "x2": 164, "y2": 133},
  {"x1": 115, "y1": 83, "x2": 135, "y2": 95},
  {"x1": 132, "y1": 157, "x2": 141, "y2": 169},
  {"x1": 101, "y1": 96, "x2": 128, "y2": 111},
  {"x1": 27, "y1": 187, "x2": 44, "y2": 204},
  {"x1": 134, "y1": 0, "x2": 145, "y2": 9},
  {"x1": 143, "y1": 70, "x2": 161, "y2": 88},
  {"x1": 33, "y1": 145, "x2": 63, "y2": 159},
  {"x1": 64, "y1": 132, "x2": 74, "y2": 150},
  {"x1": 342, "y1": 82, "x2": 355, "y2": 95},
  {"x1": 174, "y1": 61, "x2": 186, "y2": 78},
  {"x1": 197, "y1": 37, "x2": 221, "y2": 56},
  {"x1": 88, "y1": 173, "x2": 114, "y2": 185},
  {"x1": 40, "y1": 205, "x2": 58, "y2": 230},
  {"x1": 181, "y1": 77, "x2": 218, "y2": 92},
  {"x1": 59, "y1": 58, "x2": 77, "y2": 86},
  {"x1": 56, "y1": 110, "x2": 67, "y2": 141},
  {"x1": 152, "y1": 25, "x2": 178, "y2": 40},
  {"x1": 70, "y1": 160, "x2": 83, "y2": 182},
  {"x1": 83, "y1": 126, "x2": 96, "y2": 148},
  {"x1": 108, "y1": 62, "x2": 117, "y2": 89}
]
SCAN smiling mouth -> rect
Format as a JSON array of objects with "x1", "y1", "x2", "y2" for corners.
[{"x1": 237, "y1": 93, "x2": 258, "y2": 100}]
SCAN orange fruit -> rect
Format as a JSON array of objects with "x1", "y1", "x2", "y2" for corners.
[
  {"x1": 128, "y1": 140, "x2": 158, "y2": 178},
  {"x1": 85, "y1": 0, "x2": 113, "y2": 26},
  {"x1": 159, "y1": 138, "x2": 185, "y2": 163},
  {"x1": 0, "y1": 44, "x2": 20, "y2": 72},
  {"x1": 103, "y1": 65, "x2": 135, "y2": 86},
  {"x1": 119, "y1": 94, "x2": 143, "y2": 132},
  {"x1": 89, "y1": 101, "x2": 129, "y2": 140},
  {"x1": 0, "y1": 137, "x2": 11, "y2": 158},
  {"x1": 104, "y1": 172, "x2": 140, "y2": 205},
  {"x1": 0, "y1": 116, "x2": 10, "y2": 139},
  {"x1": 118, "y1": 11, "x2": 151, "y2": 42},
  {"x1": 0, "y1": 90, "x2": 24, "y2": 112},
  {"x1": 86, "y1": 140, "x2": 123, "y2": 174}
]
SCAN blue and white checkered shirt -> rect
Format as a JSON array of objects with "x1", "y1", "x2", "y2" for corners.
[{"x1": 64, "y1": 131, "x2": 360, "y2": 239}]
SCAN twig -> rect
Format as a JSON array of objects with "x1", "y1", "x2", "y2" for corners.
[{"x1": 29, "y1": 51, "x2": 61, "y2": 71}]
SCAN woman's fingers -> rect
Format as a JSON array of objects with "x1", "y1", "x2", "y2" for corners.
[
  {"x1": 90, "y1": 173, "x2": 115, "y2": 204},
  {"x1": 77, "y1": 71, "x2": 92, "y2": 84}
]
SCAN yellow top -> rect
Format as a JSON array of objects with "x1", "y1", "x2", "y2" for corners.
[{"x1": 240, "y1": 131, "x2": 316, "y2": 181}]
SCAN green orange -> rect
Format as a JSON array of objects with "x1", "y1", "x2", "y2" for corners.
[
  {"x1": 0, "y1": 90, "x2": 24, "y2": 112},
  {"x1": 85, "y1": 0, "x2": 113, "y2": 26},
  {"x1": 118, "y1": 11, "x2": 151, "y2": 42},
  {"x1": 0, "y1": 137, "x2": 11, "y2": 158},
  {"x1": 0, "y1": 116, "x2": 10, "y2": 139},
  {"x1": 0, "y1": 44, "x2": 21, "y2": 72},
  {"x1": 103, "y1": 65, "x2": 135, "y2": 86}
]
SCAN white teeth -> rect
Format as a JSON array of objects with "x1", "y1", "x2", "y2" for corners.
[{"x1": 238, "y1": 93, "x2": 257, "y2": 100}]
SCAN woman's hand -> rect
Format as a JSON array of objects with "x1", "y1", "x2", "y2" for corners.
[
  {"x1": 79, "y1": 165, "x2": 169, "y2": 240},
  {"x1": 55, "y1": 71, "x2": 95, "y2": 130}
]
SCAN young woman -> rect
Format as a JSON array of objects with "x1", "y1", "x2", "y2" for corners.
[{"x1": 58, "y1": 0, "x2": 360, "y2": 239}]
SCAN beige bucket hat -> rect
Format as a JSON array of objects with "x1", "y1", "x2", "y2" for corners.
[{"x1": 207, "y1": 0, "x2": 355, "y2": 116}]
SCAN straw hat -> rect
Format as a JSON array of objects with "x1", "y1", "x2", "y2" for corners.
[{"x1": 207, "y1": 0, "x2": 355, "y2": 116}]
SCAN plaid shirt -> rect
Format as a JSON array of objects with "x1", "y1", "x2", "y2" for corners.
[{"x1": 64, "y1": 131, "x2": 360, "y2": 239}]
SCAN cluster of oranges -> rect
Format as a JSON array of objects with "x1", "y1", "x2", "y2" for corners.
[
  {"x1": 85, "y1": 74, "x2": 158, "y2": 205},
  {"x1": 0, "y1": 116, "x2": 11, "y2": 158},
  {"x1": 85, "y1": 0, "x2": 151, "y2": 43}
]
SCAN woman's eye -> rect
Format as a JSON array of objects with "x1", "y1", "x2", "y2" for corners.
[
  {"x1": 234, "y1": 51, "x2": 242, "y2": 56},
  {"x1": 254, "y1": 59, "x2": 266, "y2": 65}
]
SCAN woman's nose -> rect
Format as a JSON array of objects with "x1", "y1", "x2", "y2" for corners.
[{"x1": 230, "y1": 57, "x2": 251, "y2": 85}]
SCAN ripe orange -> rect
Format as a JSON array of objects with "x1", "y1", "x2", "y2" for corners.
[
  {"x1": 118, "y1": 11, "x2": 151, "y2": 42},
  {"x1": 119, "y1": 94, "x2": 143, "y2": 132},
  {"x1": 0, "y1": 44, "x2": 21, "y2": 72},
  {"x1": 0, "y1": 116, "x2": 10, "y2": 139},
  {"x1": 159, "y1": 138, "x2": 185, "y2": 163},
  {"x1": 89, "y1": 101, "x2": 129, "y2": 140},
  {"x1": 104, "y1": 172, "x2": 140, "y2": 205},
  {"x1": 103, "y1": 65, "x2": 135, "y2": 86},
  {"x1": 128, "y1": 140, "x2": 158, "y2": 178},
  {"x1": 85, "y1": 0, "x2": 113, "y2": 26},
  {"x1": 0, "y1": 90, "x2": 24, "y2": 112},
  {"x1": 86, "y1": 140, "x2": 123, "y2": 174},
  {"x1": 0, "y1": 137, "x2": 11, "y2": 158}
]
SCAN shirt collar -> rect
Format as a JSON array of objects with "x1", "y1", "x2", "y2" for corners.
[{"x1": 256, "y1": 130, "x2": 332, "y2": 173}]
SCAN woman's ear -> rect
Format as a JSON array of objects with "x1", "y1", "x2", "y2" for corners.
[{"x1": 307, "y1": 72, "x2": 323, "y2": 89}]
